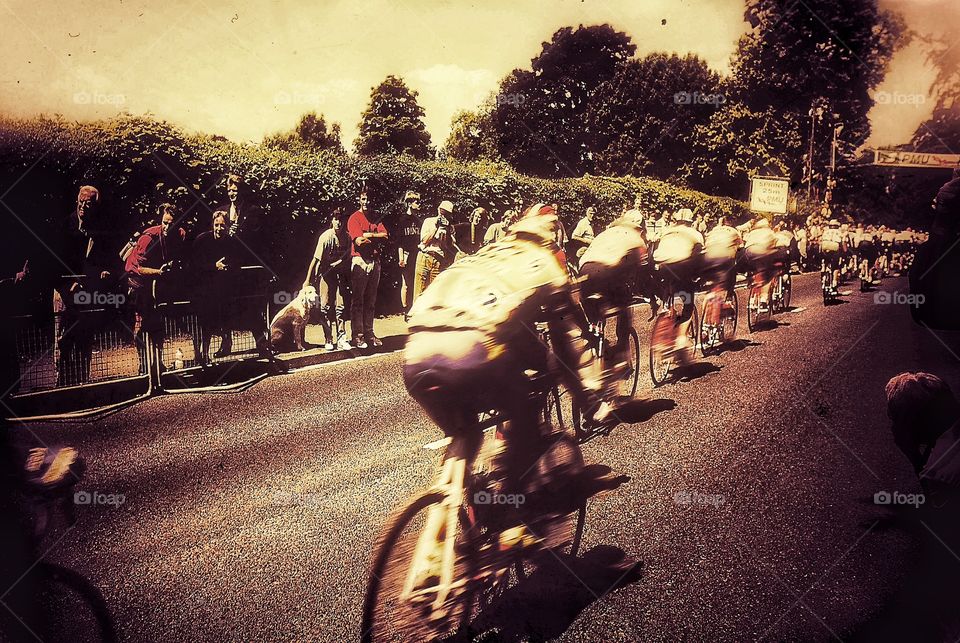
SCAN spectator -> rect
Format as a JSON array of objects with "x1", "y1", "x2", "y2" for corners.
[
  {"x1": 483, "y1": 209, "x2": 517, "y2": 246},
  {"x1": 910, "y1": 166, "x2": 960, "y2": 331},
  {"x1": 304, "y1": 208, "x2": 351, "y2": 351},
  {"x1": 569, "y1": 206, "x2": 596, "y2": 260},
  {"x1": 347, "y1": 190, "x2": 389, "y2": 349},
  {"x1": 458, "y1": 207, "x2": 489, "y2": 255},
  {"x1": 885, "y1": 372, "x2": 960, "y2": 496},
  {"x1": 212, "y1": 174, "x2": 272, "y2": 360},
  {"x1": 125, "y1": 204, "x2": 186, "y2": 377},
  {"x1": 52, "y1": 185, "x2": 123, "y2": 386},
  {"x1": 414, "y1": 200, "x2": 458, "y2": 301},
  {"x1": 191, "y1": 212, "x2": 240, "y2": 366},
  {"x1": 393, "y1": 190, "x2": 422, "y2": 319}
]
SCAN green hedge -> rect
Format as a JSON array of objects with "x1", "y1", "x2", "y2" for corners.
[{"x1": 0, "y1": 115, "x2": 748, "y2": 312}]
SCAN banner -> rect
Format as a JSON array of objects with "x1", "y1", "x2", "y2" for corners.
[
  {"x1": 872, "y1": 149, "x2": 960, "y2": 169},
  {"x1": 749, "y1": 176, "x2": 790, "y2": 214}
]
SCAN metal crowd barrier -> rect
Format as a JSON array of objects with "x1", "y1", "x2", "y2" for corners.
[{"x1": 5, "y1": 266, "x2": 275, "y2": 420}]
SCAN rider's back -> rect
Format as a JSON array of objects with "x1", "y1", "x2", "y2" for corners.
[
  {"x1": 580, "y1": 221, "x2": 647, "y2": 269},
  {"x1": 407, "y1": 233, "x2": 569, "y2": 338},
  {"x1": 704, "y1": 225, "x2": 741, "y2": 261},
  {"x1": 654, "y1": 225, "x2": 703, "y2": 265}
]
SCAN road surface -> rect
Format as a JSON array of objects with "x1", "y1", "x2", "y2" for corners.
[{"x1": 12, "y1": 273, "x2": 960, "y2": 642}]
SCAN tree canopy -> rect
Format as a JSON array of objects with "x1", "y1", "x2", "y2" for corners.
[{"x1": 355, "y1": 75, "x2": 433, "y2": 159}]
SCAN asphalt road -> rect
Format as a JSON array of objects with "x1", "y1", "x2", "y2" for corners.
[{"x1": 12, "y1": 273, "x2": 960, "y2": 642}]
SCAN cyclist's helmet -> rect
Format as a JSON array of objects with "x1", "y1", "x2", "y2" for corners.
[
  {"x1": 676, "y1": 208, "x2": 695, "y2": 223},
  {"x1": 510, "y1": 203, "x2": 559, "y2": 244}
]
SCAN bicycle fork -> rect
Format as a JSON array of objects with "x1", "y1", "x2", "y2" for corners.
[{"x1": 403, "y1": 454, "x2": 468, "y2": 613}]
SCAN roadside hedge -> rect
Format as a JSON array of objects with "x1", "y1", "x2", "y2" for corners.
[{"x1": 0, "y1": 115, "x2": 749, "y2": 312}]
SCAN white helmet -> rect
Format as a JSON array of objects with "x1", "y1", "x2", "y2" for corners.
[{"x1": 676, "y1": 208, "x2": 694, "y2": 223}]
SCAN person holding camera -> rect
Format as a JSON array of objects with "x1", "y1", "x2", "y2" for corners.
[
  {"x1": 413, "y1": 200, "x2": 459, "y2": 302},
  {"x1": 125, "y1": 203, "x2": 186, "y2": 377}
]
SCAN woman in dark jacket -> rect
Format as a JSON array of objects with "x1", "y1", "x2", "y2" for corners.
[{"x1": 191, "y1": 212, "x2": 240, "y2": 365}]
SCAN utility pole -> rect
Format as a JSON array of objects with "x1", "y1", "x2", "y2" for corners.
[{"x1": 806, "y1": 104, "x2": 824, "y2": 200}]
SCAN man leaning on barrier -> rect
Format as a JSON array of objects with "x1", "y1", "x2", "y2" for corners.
[
  {"x1": 125, "y1": 203, "x2": 186, "y2": 377},
  {"x1": 51, "y1": 185, "x2": 124, "y2": 386}
]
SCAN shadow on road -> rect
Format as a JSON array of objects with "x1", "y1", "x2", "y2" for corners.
[
  {"x1": 673, "y1": 361, "x2": 721, "y2": 383},
  {"x1": 467, "y1": 545, "x2": 644, "y2": 643},
  {"x1": 713, "y1": 338, "x2": 759, "y2": 354}
]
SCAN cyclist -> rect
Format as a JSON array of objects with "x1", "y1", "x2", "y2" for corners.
[
  {"x1": 404, "y1": 203, "x2": 611, "y2": 495},
  {"x1": 857, "y1": 226, "x2": 878, "y2": 288},
  {"x1": 741, "y1": 218, "x2": 778, "y2": 313},
  {"x1": 578, "y1": 210, "x2": 651, "y2": 395},
  {"x1": 879, "y1": 226, "x2": 896, "y2": 276},
  {"x1": 651, "y1": 208, "x2": 703, "y2": 359},
  {"x1": 820, "y1": 219, "x2": 843, "y2": 295},
  {"x1": 702, "y1": 216, "x2": 742, "y2": 327}
]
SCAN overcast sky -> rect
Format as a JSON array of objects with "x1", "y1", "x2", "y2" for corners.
[{"x1": 0, "y1": 0, "x2": 955, "y2": 150}]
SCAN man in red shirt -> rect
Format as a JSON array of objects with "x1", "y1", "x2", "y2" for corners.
[
  {"x1": 347, "y1": 190, "x2": 388, "y2": 348},
  {"x1": 125, "y1": 203, "x2": 186, "y2": 376}
]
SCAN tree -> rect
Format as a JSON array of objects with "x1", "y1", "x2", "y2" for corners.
[
  {"x1": 263, "y1": 112, "x2": 344, "y2": 153},
  {"x1": 355, "y1": 75, "x2": 433, "y2": 159},
  {"x1": 488, "y1": 24, "x2": 636, "y2": 177},
  {"x1": 683, "y1": 103, "x2": 804, "y2": 198},
  {"x1": 444, "y1": 106, "x2": 500, "y2": 163},
  {"x1": 585, "y1": 53, "x2": 722, "y2": 180},
  {"x1": 722, "y1": 0, "x2": 908, "y2": 194}
]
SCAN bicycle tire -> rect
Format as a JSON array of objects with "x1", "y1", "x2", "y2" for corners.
[
  {"x1": 621, "y1": 328, "x2": 640, "y2": 400},
  {"x1": 747, "y1": 284, "x2": 759, "y2": 332},
  {"x1": 724, "y1": 289, "x2": 738, "y2": 342},
  {"x1": 648, "y1": 314, "x2": 672, "y2": 387},
  {"x1": 361, "y1": 490, "x2": 453, "y2": 643},
  {"x1": 37, "y1": 562, "x2": 119, "y2": 643}
]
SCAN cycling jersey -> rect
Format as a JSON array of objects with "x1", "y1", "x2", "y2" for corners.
[
  {"x1": 654, "y1": 225, "x2": 704, "y2": 265},
  {"x1": 704, "y1": 225, "x2": 742, "y2": 262},
  {"x1": 821, "y1": 228, "x2": 842, "y2": 253},
  {"x1": 743, "y1": 227, "x2": 776, "y2": 261}
]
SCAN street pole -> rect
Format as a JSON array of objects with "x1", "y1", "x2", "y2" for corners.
[{"x1": 807, "y1": 110, "x2": 816, "y2": 200}]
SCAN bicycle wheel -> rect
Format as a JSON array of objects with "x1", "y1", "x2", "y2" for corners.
[
  {"x1": 618, "y1": 328, "x2": 640, "y2": 400},
  {"x1": 37, "y1": 563, "x2": 119, "y2": 643},
  {"x1": 649, "y1": 314, "x2": 672, "y2": 387},
  {"x1": 723, "y1": 289, "x2": 738, "y2": 342},
  {"x1": 747, "y1": 285, "x2": 759, "y2": 332},
  {"x1": 698, "y1": 294, "x2": 716, "y2": 357},
  {"x1": 362, "y1": 490, "x2": 467, "y2": 643},
  {"x1": 684, "y1": 304, "x2": 699, "y2": 362}
]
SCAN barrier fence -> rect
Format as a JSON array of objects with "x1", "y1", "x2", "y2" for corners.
[{"x1": 5, "y1": 267, "x2": 276, "y2": 419}]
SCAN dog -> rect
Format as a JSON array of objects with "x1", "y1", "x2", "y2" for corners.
[{"x1": 270, "y1": 286, "x2": 319, "y2": 352}]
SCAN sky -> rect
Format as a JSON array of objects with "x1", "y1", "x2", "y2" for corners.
[{"x1": 0, "y1": 0, "x2": 955, "y2": 150}]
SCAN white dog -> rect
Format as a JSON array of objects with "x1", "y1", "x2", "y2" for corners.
[{"x1": 270, "y1": 286, "x2": 319, "y2": 352}]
